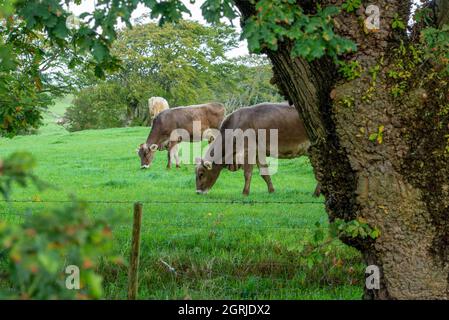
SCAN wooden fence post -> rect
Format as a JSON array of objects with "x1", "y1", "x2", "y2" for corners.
[{"x1": 128, "y1": 202, "x2": 143, "y2": 300}]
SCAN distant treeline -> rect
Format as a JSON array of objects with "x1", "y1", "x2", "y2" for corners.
[{"x1": 64, "y1": 21, "x2": 282, "y2": 131}]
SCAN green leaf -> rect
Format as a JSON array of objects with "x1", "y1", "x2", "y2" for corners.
[
  {"x1": 341, "y1": 0, "x2": 361, "y2": 13},
  {"x1": 392, "y1": 14, "x2": 406, "y2": 30},
  {"x1": 94, "y1": 65, "x2": 105, "y2": 78},
  {"x1": 52, "y1": 19, "x2": 69, "y2": 39},
  {"x1": 85, "y1": 272, "x2": 104, "y2": 299},
  {"x1": 369, "y1": 133, "x2": 378, "y2": 142},
  {"x1": 307, "y1": 257, "x2": 314, "y2": 269},
  {"x1": 92, "y1": 42, "x2": 108, "y2": 63},
  {"x1": 37, "y1": 252, "x2": 60, "y2": 274},
  {"x1": 370, "y1": 228, "x2": 381, "y2": 239}
]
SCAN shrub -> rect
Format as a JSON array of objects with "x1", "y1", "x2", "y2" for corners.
[
  {"x1": 64, "y1": 83, "x2": 129, "y2": 132},
  {"x1": 0, "y1": 152, "x2": 40, "y2": 199},
  {"x1": 0, "y1": 153, "x2": 124, "y2": 299},
  {"x1": 0, "y1": 200, "x2": 122, "y2": 299}
]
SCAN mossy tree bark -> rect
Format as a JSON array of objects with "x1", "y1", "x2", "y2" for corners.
[{"x1": 235, "y1": 0, "x2": 449, "y2": 299}]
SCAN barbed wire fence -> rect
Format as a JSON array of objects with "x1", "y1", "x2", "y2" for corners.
[{"x1": 0, "y1": 199, "x2": 325, "y2": 205}]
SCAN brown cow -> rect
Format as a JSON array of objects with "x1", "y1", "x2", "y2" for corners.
[
  {"x1": 195, "y1": 103, "x2": 313, "y2": 196},
  {"x1": 137, "y1": 103, "x2": 225, "y2": 169}
]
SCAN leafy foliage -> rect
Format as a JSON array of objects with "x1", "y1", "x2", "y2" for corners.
[
  {"x1": 64, "y1": 83, "x2": 129, "y2": 131},
  {"x1": 421, "y1": 24, "x2": 449, "y2": 74},
  {"x1": 0, "y1": 152, "x2": 40, "y2": 199},
  {"x1": 384, "y1": 42, "x2": 424, "y2": 99},
  {"x1": 413, "y1": 7, "x2": 433, "y2": 25},
  {"x1": 391, "y1": 13, "x2": 406, "y2": 30},
  {"x1": 0, "y1": 0, "x2": 198, "y2": 137},
  {"x1": 0, "y1": 200, "x2": 122, "y2": 299},
  {"x1": 110, "y1": 20, "x2": 239, "y2": 107},
  {"x1": 200, "y1": 0, "x2": 238, "y2": 24},
  {"x1": 338, "y1": 60, "x2": 362, "y2": 80},
  {"x1": 368, "y1": 125, "x2": 385, "y2": 144},
  {"x1": 216, "y1": 55, "x2": 284, "y2": 113},
  {"x1": 242, "y1": 0, "x2": 356, "y2": 61},
  {"x1": 330, "y1": 218, "x2": 380, "y2": 240},
  {"x1": 294, "y1": 220, "x2": 367, "y2": 271},
  {"x1": 0, "y1": 18, "x2": 53, "y2": 137},
  {"x1": 341, "y1": 0, "x2": 361, "y2": 13},
  {"x1": 0, "y1": 152, "x2": 123, "y2": 299},
  {"x1": 0, "y1": 0, "x2": 123, "y2": 137},
  {"x1": 0, "y1": 0, "x2": 16, "y2": 18}
]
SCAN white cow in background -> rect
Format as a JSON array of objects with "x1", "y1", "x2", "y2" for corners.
[{"x1": 148, "y1": 97, "x2": 169, "y2": 121}]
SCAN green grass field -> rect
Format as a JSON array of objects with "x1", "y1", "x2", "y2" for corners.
[{"x1": 0, "y1": 97, "x2": 364, "y2": 299}]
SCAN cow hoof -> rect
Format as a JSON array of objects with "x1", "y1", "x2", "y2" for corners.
[
  {"x1": 268, "y1": 188, "x2": 275, "y2": 193},
  {"x1": 242, "y1": 191, "x2": 249, "y2": 196},
  {"x1": 176, "y1": 165, "x2": 180, "y2": 169}
]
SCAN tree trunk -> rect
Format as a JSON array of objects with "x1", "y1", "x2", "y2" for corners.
[{"x1": 236, "y1": 0, "x2": 449, "y2": 299}]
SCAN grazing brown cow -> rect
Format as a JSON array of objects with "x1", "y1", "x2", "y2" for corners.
[
  {"x1": 195, "y1": 102, "x2": 314, "y2": 196},
  {"x1": 137, "y1": 103, "x2": 225, "y2": 169}
]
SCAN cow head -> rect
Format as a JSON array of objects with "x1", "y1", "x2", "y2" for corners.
[
  {"x1": 137, "y1": 143, "x2": 158, "y2": 169},
  {"x1": 195, "y1": 157, "x2": 222, "y2": 194}
]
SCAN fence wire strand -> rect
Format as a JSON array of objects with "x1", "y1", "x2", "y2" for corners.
[{"x1": 0, "y1": 199, "x2": 324, "y2": 205}]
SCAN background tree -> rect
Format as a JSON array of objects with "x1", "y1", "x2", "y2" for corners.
[
  {"x1": 214, "y1": 54, "x2": 285, "y2": 113},
  {"x1": 0, "y1": 0, "x2": 127, "y2": 137},
  {"x1": 1, "y1": 0, "x2": 197, "y2": 136},
  {"x1": 109, "y1": 20, "x2": 239, "y2": 116}
]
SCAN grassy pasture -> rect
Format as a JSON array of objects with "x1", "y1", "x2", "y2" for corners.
[{"x1": 0, "y1": 97, "x2": 364, "y2": 299}]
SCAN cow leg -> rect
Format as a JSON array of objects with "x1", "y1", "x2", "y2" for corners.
[
  {"x1": 242, "y1": 164, "x2": 253, "y2": 196},
  {"x1": 257, "y1": 163, "x2": 275, "y2": 193},
  {"x1": 167, "y1": 142, "x2": 180, "y2": 169},
  {"x1": 261, "y1": 175, "x2": 275, "y2": 193},
  {"x1": 312, "y1": 183, "x2": 321, "y2": 197},
  {"x1": 173, "y1": 144, "x2": 180, "y2": 168},
  {"x1": 166, "y1": 148, "x2": 172, "y2": 169},
  {"x1": 166, "y1": 142, "x2": 175, "y2": 169}
]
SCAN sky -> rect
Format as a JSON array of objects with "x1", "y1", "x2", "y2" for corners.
[{"x1": 67, "y1": 0, "x2": 249, "y2": 57}]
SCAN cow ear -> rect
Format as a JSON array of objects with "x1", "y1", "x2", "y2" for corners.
[
  {"x1": 149, "y1": 144, "x2": 158, "y2": 151},
  {"x1": 203, "y1": 160, "x2": 213, "y2": 170}
]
